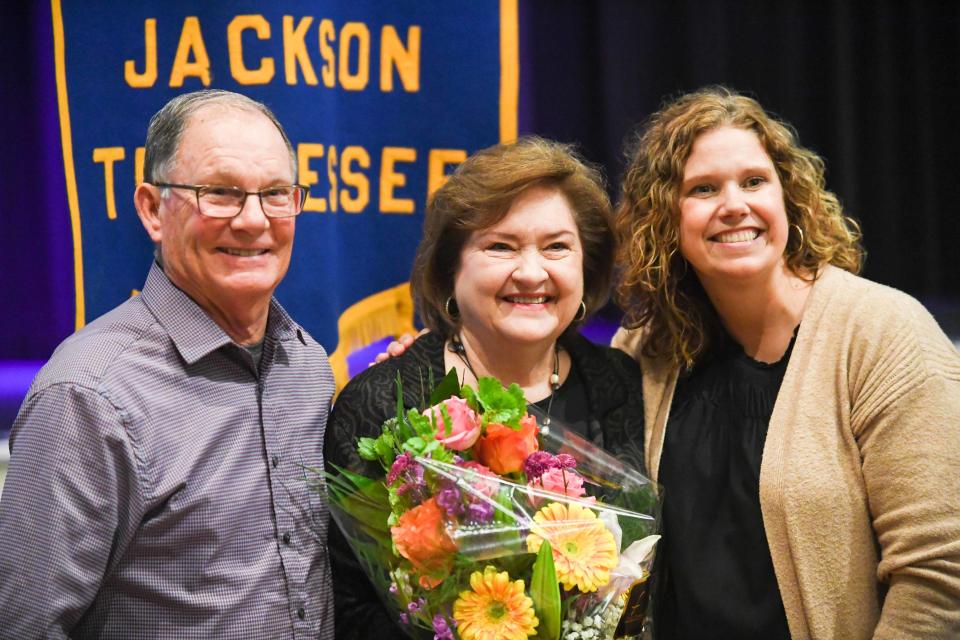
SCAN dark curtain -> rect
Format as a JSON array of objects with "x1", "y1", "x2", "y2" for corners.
[{"x1": 519, "y1": 0, "x2": 960, "y2": 332}]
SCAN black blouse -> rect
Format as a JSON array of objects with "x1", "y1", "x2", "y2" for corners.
[
  {"x1": 654, "y1": 331, "x2": 796, "y2": 640},
  {"x1": 532, "y1": 358, "x2": 591, "y2": 438}
]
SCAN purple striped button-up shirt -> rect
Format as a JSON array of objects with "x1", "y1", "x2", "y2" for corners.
[{"x1": 0, "y1": 264, "x2": 335, "y2": 639}]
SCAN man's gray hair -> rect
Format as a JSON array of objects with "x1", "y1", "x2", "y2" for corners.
[{"x1": 143, "y1": 90, "x2": 296, "y2": 183}]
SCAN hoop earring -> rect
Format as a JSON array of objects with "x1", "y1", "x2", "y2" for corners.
[
  {"x1": 790, "y1": 223, "x2": 805, "y2": 253},
  {"x1": 573, "y1": 300, "x2": 587, "y2": 322},
  {"x1": 444, "y1": 296, "x2": 459, "y2": 319}
]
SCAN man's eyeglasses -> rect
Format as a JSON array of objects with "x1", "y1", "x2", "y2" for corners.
[{"x1": 152, "y1": 183, "x2": 308, "y2": 219}]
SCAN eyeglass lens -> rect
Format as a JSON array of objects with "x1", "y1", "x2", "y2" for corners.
[{"x1": 199, "y1": 186, "x2": 303, "y2": 218}]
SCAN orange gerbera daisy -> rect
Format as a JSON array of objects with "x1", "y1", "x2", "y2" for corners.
[
  {"x1": 525, "y1": 501, "x2": 618, "y2": 592},
  {"x1": 453, "y1": 566, "x2": 539, "y2": 640}
]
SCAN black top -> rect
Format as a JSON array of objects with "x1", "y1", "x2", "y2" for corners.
[
  {"x1": 323, "y1": 330, "x2": 645, "y2": 640},
  {"x1": 654, "y1": 331, "x2": 796, "y2": 640},
  {"x1": 532, "y1": 358, "x2": 591, "y2": 438}
]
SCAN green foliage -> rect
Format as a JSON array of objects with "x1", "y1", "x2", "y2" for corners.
[
  {"x1": 429, "y1": 367, "x2": 462, "y2": 406},
  {"x1": 460, "y1": 384, "x2": 480, "y2": 413},
  {"x1": 530, "y1": 541, "x2": 561, "y2": 640},
  {"x1": 357, "y1": 437, "x2": 379, "y2": 461},
  {"x1": 321, "y1": 464, "x2": 390, "y2": 543},
  {"x1": 613, "y1": 487, "x2": 661, "y2": 543},
  {"x1": 406, "y1": 408, "x2": 434, "y2": 437},
  {"x1": 475, "y1": 377, "x2": 526, "y2": 428}
]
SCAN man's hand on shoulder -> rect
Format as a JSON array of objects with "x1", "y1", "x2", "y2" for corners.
[{"x1": 371, "y1": 329, "x2": 429, "y2": 365}]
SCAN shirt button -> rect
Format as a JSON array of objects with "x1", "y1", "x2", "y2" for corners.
[
  {"x1": 297, "y1": 607, "x2": 306, "y2": 620},
  {"x1": 282, "y1": 532, "x2": 291, "y2": 545},
  {"x1": 272, "y1": 455, "x2": 280, "y2": 468}
]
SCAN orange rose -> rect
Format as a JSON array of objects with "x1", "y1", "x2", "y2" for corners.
[
  {"x1": 391, "y1": 498, "x2": 458, "y2": 588},
  {"x1": 473, "y1": 414, "x2": 539, "y2": 475}
]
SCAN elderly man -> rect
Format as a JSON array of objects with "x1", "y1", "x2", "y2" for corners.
[{"x1": 0, "y1": 90, "x2": 334, "y2": 638}]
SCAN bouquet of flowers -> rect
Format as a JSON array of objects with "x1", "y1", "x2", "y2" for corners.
[{"x1": 323, "y1": 370, "x2": 660, "y2": 640}]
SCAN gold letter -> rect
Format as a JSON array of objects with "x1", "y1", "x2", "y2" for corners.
[
  {"x1": 340, "y1": 146, "x2": 370, "y2": 213},
  {"x1": 327, "y1": 145, "x2": 338, "y2": 213},
  {"x1": 228, "y1": 15, "x2": 275, "y2": 85},
  {"x1": 134, "y1": 147, "x2": 145, "y2": 185},
  {"x1": 380, "y1": 147, "x2": 416, "y2": 214},
  {"x1": 298, "y1": 143, "x2": 327, "y2": 212},
  {"x1": 427, "y1": 149, "x2": 466, "y2": 197},
  {"x1": 125, "y1": 18, "x2": 157, "y2": 88},
  {"x1": 338, "y1": 22, "x2": 369, "y2": 91},
  {"x1": 380, "y1": 25, "x2": 420, "y2": 92},
  {"x1": 93, "y1": 147, "x2": 126, "y2": 220},
  {"x1": 169, "y1": 17, "x2": 211, "y2": 87},
  {"x1": 283, "y1": 16, "x2": 318, "y2": 85},
  {"x1": 318, "y1": 19, "x2": 336, "y2": 88}
]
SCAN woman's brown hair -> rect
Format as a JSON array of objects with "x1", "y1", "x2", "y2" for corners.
[
  {"x1": 616, "y1": 86, "x2": 864, "y2": 369},
  {"x1": 412, "y1": 136, "x2": 615, "y2": 337}
]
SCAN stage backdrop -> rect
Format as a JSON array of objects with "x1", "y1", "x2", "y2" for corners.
[{"x1": 52, "y1": 0, "x2": 518, "y2": 387}]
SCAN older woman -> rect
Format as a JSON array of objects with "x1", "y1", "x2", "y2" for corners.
[
  {"x1": 324, "y1": 136, "x2": 646, "y2": 639},
  {"x1": 614, "y1": 86, "x2": 960, "y2": 639}
]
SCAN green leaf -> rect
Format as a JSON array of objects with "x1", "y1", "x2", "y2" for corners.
[
  {"x1": 401, "y1": 436, "x2": 427, "y2": 455},
  {"x1": 319, "y1": 464, "x2": 391, "y2": 537},
  {"x1": 530, "y1": 540, "x2": 561, "y2": 640},
  {"x1": 395, "y1": 371, "x2": 405, "y2": 423},
  {"x1": 374, "y1": 433, "x2": 395, "y2": 462},
  {"x1": 429, "y1": 367, "x2": 462, "y2": 406},
  {"x1": 357, "y1": 437, "x2": 379, "y2": 461},
  {"x1": 406, "y1": 408, "x2": 434, "y2": 437},
  {"x1": 477, "y1": 378, "x2": 526, "y2": 428}
]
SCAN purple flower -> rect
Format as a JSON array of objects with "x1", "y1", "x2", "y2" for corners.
[
  {"x1": 395, "y1": 462, "x2": 427, "y2": 501},
  {"x1": 433, "y1": 614, "x2": 455, "y2": 640},
  {"x1": 408, "y1": 597, "x2": 426, "y2": 613},
  {"x1": 387, "y1": 452, "x2": 416, "y2": 486},
  {"x1": 399, "y1": 613, "x2": 409, "y2": 625},
  {"x1": 465, "y1": 500, "x2": 494, "y2": 524},
  {"x1": 435, "y1": 485, "x2": 464, "y2": 517},
  {"x1": 555, "y1": 453, "x2": 578, "y2": 469},
  {"x1": 523, "y1": 451, "x2": 557, "y2": 479},
  {"x1": 389, "y1": 582, "x2": 398, "y2": 594}
]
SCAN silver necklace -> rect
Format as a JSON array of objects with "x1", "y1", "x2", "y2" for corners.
[{"x1": 449, "y1": 334, "x2": 561, "y2": 424}]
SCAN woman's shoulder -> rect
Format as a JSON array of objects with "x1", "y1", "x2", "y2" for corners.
[
  {"x1": 814, "y1": 267, "x2": 956, "y2": 352},
  {"x1": 563, "y1": 331, "x2": 642, "y2": 381},
  {"x1": 561, "y1": 332, "x2": 644, "y2": 420},
  {"x1": 334, "y1": 332, "x2": 445, "y2": 410},
  {"x1": 326, "y1": 333, "x2": 445, "y2": 471},
  {"x1": 809, "y1": 267, "x2": 960, "y2": 394}
]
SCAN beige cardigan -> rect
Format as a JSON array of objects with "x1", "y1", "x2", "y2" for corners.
[{"x1": 613, "y1": 265, "x2": 960, "y2": 639}]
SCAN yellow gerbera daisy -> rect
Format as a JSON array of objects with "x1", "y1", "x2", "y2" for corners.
[
  {"x1": 453, "y1": 565, "x2": 539, "y2": 640},
  {"x1": 526, "y1": 501, "x2": 618, "y2": 592}
]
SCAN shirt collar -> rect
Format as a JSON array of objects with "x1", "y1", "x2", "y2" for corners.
[{"x1": 139, "y1": 262, "x2": 302, "y2": 365}]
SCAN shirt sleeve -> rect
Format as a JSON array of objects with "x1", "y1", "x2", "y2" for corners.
[
  {"x1": 852, "y1": 307, "x2": 960, "y2": 637},
  {"x1": 0, "y1": 382, "x2": 143, "y2": 638}
]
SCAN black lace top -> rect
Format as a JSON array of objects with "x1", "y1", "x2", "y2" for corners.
[
  {"x1": 653, "y1": 330, "x2": 797, "y2": 640},
  {"x1": 323, "y1": 330, "x2": 646, "y2": 640}
]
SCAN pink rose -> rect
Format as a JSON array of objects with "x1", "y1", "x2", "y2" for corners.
[
  {"x1": 426, "y1": 397, "x2": 481, "y2": 451},
  {"x1": 532, "y1": 468, "x2": 589, "y2": 499},
  {"x1": 457, "y1": 460, "x2": 499, "y2": 498}
]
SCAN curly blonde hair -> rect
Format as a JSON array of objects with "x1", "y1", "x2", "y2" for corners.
[{"x1": 615, "y1": 86, "x2": 864, "y2": 369}]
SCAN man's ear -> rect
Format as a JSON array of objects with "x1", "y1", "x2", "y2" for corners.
[{"x1": 135, "y1": 183, "x2": 163, "y2": 243}]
